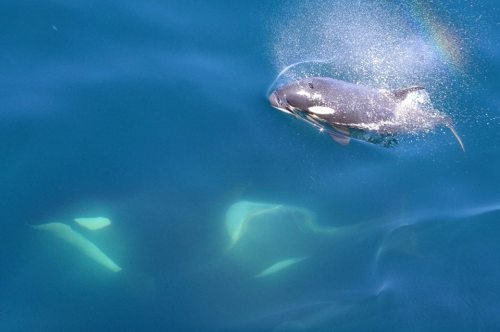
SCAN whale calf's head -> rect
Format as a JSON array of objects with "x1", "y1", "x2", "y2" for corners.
[
  {"x1": 268, "y1": 90, "x2": 292, "y2": 114},
  {"x1": 268, "y1": 77, "x2": 339, "y2": 118}
]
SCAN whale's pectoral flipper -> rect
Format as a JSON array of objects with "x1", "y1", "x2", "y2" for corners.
[
  {"x1": 393, "y1": 86, "x2": 425, "y2": 100},
  {"x1": 328, "y1": 132, "x2": 350, "y2": 145},
  {"x1": 333, "y1": 125, "x2": 350, "y2": 136},
  {"x1": 328, "y1": 125, "x2": 351, "y2": 145}
]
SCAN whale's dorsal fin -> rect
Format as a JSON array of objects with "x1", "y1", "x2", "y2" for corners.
[{"x1": 393, "y1": 86, "x2": 425, "y2": 100}]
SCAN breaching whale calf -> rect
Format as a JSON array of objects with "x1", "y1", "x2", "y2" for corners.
[{"x1": 268, "y1": 77, "x2": 464, "y2": 150}]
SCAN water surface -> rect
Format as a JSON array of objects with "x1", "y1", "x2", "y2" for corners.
[{"x1": 1, "y1": 1, "x2": 499, "y2": 331}]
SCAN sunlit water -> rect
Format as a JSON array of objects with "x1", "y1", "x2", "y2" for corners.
[{"x1": 1, "y1": 0, "x2": 499, "y2": 331}]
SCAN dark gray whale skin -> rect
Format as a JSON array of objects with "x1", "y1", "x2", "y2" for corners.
[{"x1": 268, "y1": 77, "x2": 464, "y2": 150}]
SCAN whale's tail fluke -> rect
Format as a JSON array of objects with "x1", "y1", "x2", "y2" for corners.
[{"x1": 446, "y1": 124, "x2": 465, "y2": 152}]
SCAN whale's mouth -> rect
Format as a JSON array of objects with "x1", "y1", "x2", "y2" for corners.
[{"x1": 268, "y1": 92, "x2": 292, "y2": 114}]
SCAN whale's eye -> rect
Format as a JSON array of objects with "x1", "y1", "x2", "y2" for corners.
[{"x1": 308, "y1": 82, "x2": 314, "y2": 89}]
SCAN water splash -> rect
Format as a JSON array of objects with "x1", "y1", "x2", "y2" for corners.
[
  {"x1": 271, "y1": 1, "x2": 444, "y2": 87},
  {"x1": 268, "y1": 0, "x2": 485, "y2": 92}
]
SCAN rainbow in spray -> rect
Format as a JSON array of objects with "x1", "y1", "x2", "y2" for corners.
[{"x1": 405, "y1": 2, "x2": 466, "y2": 69}]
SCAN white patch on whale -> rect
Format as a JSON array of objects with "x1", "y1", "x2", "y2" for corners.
[
  {"x1": 225, "y1": 201, "x2": 340, "y2": 248},
  {"x1": 297, "y1": 89, "x2": 323, "y2": 101},
  {"x1": 33, "y1": 222, "x2": 122, "y2": 272},
  {"x1": 74, "y1": 217, "x2": 111, "y2": 230},
  {"x1": 225, "y1": 201, "x2": 285, "y2": 247},
  {"x1": 308, "y1": 106, "x2": 336, "y2": 115},
  {"x1": 255, "y1": 257, "x2": 308, "y2": 278}
]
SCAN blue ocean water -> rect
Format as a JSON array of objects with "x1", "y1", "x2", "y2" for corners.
[{"x1": 1, "y1": 0, "x2": 499, "y2": 331}]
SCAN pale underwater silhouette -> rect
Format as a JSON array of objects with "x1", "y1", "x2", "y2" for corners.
[
  {"x1": 224, "y1": 201, "x2": 350, "y2": 278},
  {"x1": 225, "y1": 200, "x2": 340, "y2": 248},
  {"x1": 74, "y1": 217, "x2": 111, "y2": 230},
  {"x1": 255, "y1": 257, "x2": 308, "y2": 278},
  {"x1": 33, "y1": 219, "x2": 121, "y2": 273}
]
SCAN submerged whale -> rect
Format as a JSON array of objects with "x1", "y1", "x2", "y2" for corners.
[{"x1": 268, "y1": 77, "x2": 464, "y2": 150}]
